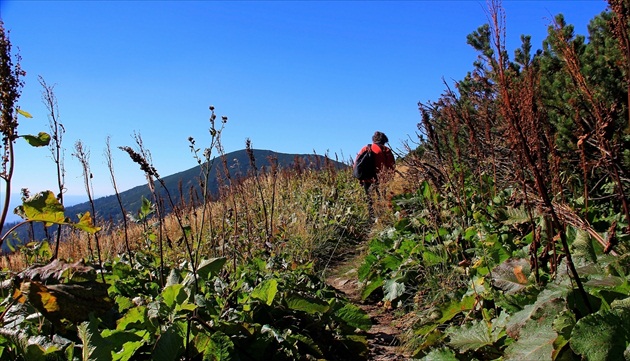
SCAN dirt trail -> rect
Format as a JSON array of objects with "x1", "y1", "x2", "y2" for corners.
[{"x1": 325, "y1": 253, "x2": 411, "y2": 361}]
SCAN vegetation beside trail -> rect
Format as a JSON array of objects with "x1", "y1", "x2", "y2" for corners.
[{"x1": 1, "y1": 1, "x2": 630, "y2": 360}]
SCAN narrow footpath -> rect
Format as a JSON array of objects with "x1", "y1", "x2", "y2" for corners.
[{"x1": 325, "y1": 252, "x2": 411, "y2": 361}]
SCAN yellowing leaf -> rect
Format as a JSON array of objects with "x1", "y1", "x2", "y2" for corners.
[
  {"x1": 17, "y1": 108, "x2": 33, "y2": 118},
  {"x1": 513, "y1": 265, "x2": 528, "y2": 284},
  {"x1": 19, "y1": 191, "x2": 66, "y2": 226},
  {"x1": 12, "y1": 287, "x2": 26, "y2": 303},
  {"x1": 492, "y1": 259, "x2": 532, "y2": 294},
  {"x1": 74, "y1": 212, "x2": 101, "y2": 234},
  {"x1": 20, "y1": 281, "x2": 60, "y2": 313},
  {"x1": 38, "y1": 287, "x2": 60, "y2": 313}
]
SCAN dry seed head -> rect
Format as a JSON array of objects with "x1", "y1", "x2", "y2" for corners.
[
  {"x1": 0, "y1": 21, "x2": 25, "y2": 139},
  {"x1": 119, "y1": 146, "x2": 159, "y2": 178}
]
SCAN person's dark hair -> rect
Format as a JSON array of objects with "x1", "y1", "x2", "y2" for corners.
[{"x1": 372, "y1": 131, "x2": 389, "y2": 145}]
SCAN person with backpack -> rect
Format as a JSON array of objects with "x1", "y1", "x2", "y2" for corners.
[{"x1": 353, "y1": 131, "x2": 396, "y2": 218}]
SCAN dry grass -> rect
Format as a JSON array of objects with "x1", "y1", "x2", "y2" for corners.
[{"x1": 0, "y1": 165, "x2": 381, "y2": 272}]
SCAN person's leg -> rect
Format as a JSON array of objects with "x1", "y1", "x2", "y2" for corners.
[{"x1": 362, "y1": 182, "x2": 375, "y2": 219}]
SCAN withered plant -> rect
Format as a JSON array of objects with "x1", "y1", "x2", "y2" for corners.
[
  {"x1": 72, "y1": 140, "x2": 105, "y2": 283},
  {"x1": 104, "y1": 136, "x2": 133, "y2": 266},
  {"x1": 39, "y1": 76, "x2": 66, "y2": 260}
]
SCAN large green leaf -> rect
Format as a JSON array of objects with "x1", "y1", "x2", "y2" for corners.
[
  {"x1": 447, "y1": 312, "x2": 508, "y2": 352},
  {"x1": 251, "y1": 279, "x2": 278, "y2": 306},
  {"x1": 416, "y1": 296, "x2": 476, "y2": 337},
  {"x1": 15, "y1": 190, "x2": 101, "y2": 233},
  {"x1": 447, "y1": 320, "x2": 494, "y2": 352},
  {"x1": 116, "y1": 306, "x2": 148, "y2": 331},
  {"x1": 420, "y1": 347, "x2": 459, "y2": 361},
  {"x1": 18, "y1": 190, "x2": 66, "y2": 226},
  {"x1": 360, "y1": 276, "x2": 383, "y2": 301},
  {"x1": 504, "y1": 288, "x2": 566, "y2": 360},
  {"x1": 339, "y1": 334, "x2": 369, "y2": 360},
  {"x1": 285, "y1": 293, "x2": 329, "y2": 314},
  {"x1": 78, "y1": 320, "x2": 114, "y2": 361},
  {"x1": 22, "y1": 343, "x2": 46, "y2": 361},
  {"x1": 334, "y1": 303, "x2": 371, "y2": 331},
  {"x1": 486, "y1": 234, "x2": 511, "y2": 265},
  {"x1": 287, "y1": 333, "x2": 324, "y2": 358},
  {"x1": 100, "y1": 330, "x2": 145, "y2": 361},
  {"x1": 570, "y1": 229, "x2": 597, "y2": 263},
  {"x1": 152, "y1": 323, "x2": 185, "y2": 361},
  {"x1": 381, "y1": 254, "x2": 403, "y2": 271},
  {"x1": 111, "y1": 340, "x2": 144, "y2": 361},
  {"x1": 506, "y1": 286, "x2": 568, "y2": 339},
  {"x1": 161, "y1": 284, "x2": 187, "y2": 310},
  {"x1": 571, "y1": 297, "x2": 630, "y2": 361},
  {"x1": 504, "y1": 306, "x2": 558, "y2": 361},
  {"x1": 21, "y1": 132, "x2": 51, "y2": 147},
  {"x1": 183, "y1": 258, "x2": 227, "y2": 288},
  {"x1": 196, "y1": 257, "x2": 227, "y2": 280},
  {"x1": 203, "y1": 331, "x2": 234, "y2": 361}
]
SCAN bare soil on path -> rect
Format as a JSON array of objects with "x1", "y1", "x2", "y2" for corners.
[{"x1": 325, "y1": 251, "x2": 412, "y2": 361}]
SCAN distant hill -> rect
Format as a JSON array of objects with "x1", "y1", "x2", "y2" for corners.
[{"x1": 2, "y1": 149, "x2": 346, "y2": 250}]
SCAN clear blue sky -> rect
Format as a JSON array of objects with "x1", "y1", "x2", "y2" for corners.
[{"x1": 0, "y1": 1, "x2": 608, "y2": 206}]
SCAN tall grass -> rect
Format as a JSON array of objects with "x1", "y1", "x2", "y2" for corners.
[{"x1": 0, "y1": 141, "x2": 387, "y2": 274}]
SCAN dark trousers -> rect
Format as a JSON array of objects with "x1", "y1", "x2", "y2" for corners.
[{"x1": 362, "y1": 181, "x2": 381, "y2": 218}]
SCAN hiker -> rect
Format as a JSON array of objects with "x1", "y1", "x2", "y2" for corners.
[{"x1": 354, "y1": 131, "x2": 396, "y2": 218}]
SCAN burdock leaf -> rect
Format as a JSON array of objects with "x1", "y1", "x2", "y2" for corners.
[
  {"x1": 152, "y1": 323, "x2": 184, "y2": 361},
  {"x1": 571, "y1": 297, "x2": 630, "y2": 361},
  {"x1": 21, "y1": 132, "x2": 51, "y2": 147},
  {"x1": 17, "y1": 191, "x2": 101, "y2": 233},
  {"x1": 285, "y1": 293, "x2": 330, "y2": 314},
  {"x1": 161, "y1": 284, "x2": 187, "y2": 310},
  {"x1": 360, "y1": 276, "x2": 383, "y2": 301},
  {"x1": 492, "y1": 258, "x2": 531, "y2": 294},
  {"x1": 448, "y1": 320, "x2": 494, "y2": 352},
  {"x1": 422, "y1": 348, "x2": 459, "y2": 361},
  {"x1": 183, "y1": 257, "x2": 226, "y2": 287},
  {"x1": 196, "y1": 257, "x2": 227, "y2": 279},
  {"x1": 504, "y1": 312, "x2": 558, "y2": 361},
  {"x1": 203, "y1": 331, "x2": 235, "y2": 361},
  {"x1": 19, "y1": 191, "x2": 66, "y2": 226},
  {"x1": 20, "y1": 280, "x2": 114, "y2": 329},
  {"x1": 383, "y1": 279, "x2": 405, "y2": 301},
  {"x1": 251, "y1": 279, "x2": 278, "y2": 306},
  {"x1": 334, "y1": 303, "x2": 371, "y2": 331}
]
